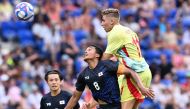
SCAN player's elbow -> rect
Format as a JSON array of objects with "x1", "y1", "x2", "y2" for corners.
[
  {"x1": 72, "y1": 90, "x2": 82, "y2": 101},
  {"x1": 123, "y1": 67, "x2": 132, "y2": 75}
]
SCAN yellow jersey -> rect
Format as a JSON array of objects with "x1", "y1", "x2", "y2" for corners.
[
  {"x1": 105, "y1": 24, "x2": 152, "y2": 102},
  {"x1": 105, "y1": 24, "x2": 149, "y2": 72}
]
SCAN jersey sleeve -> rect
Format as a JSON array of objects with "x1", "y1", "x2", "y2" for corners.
[
  {"x1": 40, "y1": 97, "x2": 45, "y2": 109},
  {"x1": 75, "y1": 72, "x2": 86, "y2": 92},
  {"x1": 66, "y1": 92, "x2": 80, "y2": 109},
  {"x1": 117, "y1": 64, "x2": 126, "y2": 75}
]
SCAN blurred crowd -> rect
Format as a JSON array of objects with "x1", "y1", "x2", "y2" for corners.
[{"x1": 0, "y1": 0, "x2": 190, "y2": 109}]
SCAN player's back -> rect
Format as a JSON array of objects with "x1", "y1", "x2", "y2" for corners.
[
  {"x1": 77, "y1": 60, "x2": 120, "y2": 104},
  {"x1": 107, "y1": 25, "x2": 142, "y2": 60},
  {"x1": 106, "y1": 24, "x2": 149, "y2": 72}
]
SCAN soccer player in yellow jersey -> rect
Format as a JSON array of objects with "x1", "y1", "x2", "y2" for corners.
[{"x1": 101, "y1": 8, "x2": 153, "y2": 109}]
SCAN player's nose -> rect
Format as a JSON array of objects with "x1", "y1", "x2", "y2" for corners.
[
  {"x1": 101, "y1": 22, "x2": 104, "y2": 27},
  {"x1": 83, "y1": 51, "x2": 87, "y2": 56}
]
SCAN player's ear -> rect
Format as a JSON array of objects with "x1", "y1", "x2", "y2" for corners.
[
  {"x1": 95, "y1": 53, "x2": 100, "y2": 59},
  {"x1": 111, "y1": 16, "x2": 118, "y2": 25},
  {"x1": 110, "y1": 18, "x2": 114, "y2": 25}
]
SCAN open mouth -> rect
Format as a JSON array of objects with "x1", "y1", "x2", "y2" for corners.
[
  {"x1": 52, "y1": 86, "x2": 57, "y2": 88},
  {"x1": 83, "y1": 53, "x2": 88, "y2": 57}
]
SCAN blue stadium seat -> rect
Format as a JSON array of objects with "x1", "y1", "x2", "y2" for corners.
[
  {"x1": 176, "y1": 70, "x2": 187, "y2": 84},
  {"x1": 90, "y1": 8, "x2": 98, "y2": 17},
  {"x1": 17, "y1": 29, "x2": 35, "y2": 47},
  {"x1": 148, "y1": 18, "x2": 159, "y2": 30},
  {"x1": 168, "y1": 9, "x2": 177, "y2": 19},
  {"x1": 140, "y1": 38, "x2": 151, "y2": 50},
  {"x1": 15, "y1": 21, "x2": 31, "y2": 30},
  {"x1": 140, "y1": 98, "x2": 155, "y2": 109},
  {"x1": 154, "y1": 8, "x2": 165, "y2": 18},
  {"x1": 1, "y1": 21, "x2": 16, "y2": 30},
  {"x1": 1, "y1": 29, "x2": 17, "y2": 41},
  {"x1": 143, "y1": 49, "x2": 162, "y2": 64},
  {"x1": 73, "y1": 29, "x2": 88, "y2": 45},
  {"x1": 60, "y1": 10, "x2": 66, "y2": 20},
  {"x1": 17, "y1": 29, "x2": 34, "y2": 40},
  {"x1": 108, "y1": 0, "x2": 117, "y2": 7},
  {"x1": 120, "y1": 8, "x2": 135, "y2": 18},
  {"x1": 74, "y1": 58, "x2": 83, "y2": 74},
  {"x1": 1, "y1": 21, "x2": 17, "y2": 40},
  {"x1": 167, "y1": 18, "x2": 177, "y2": 29},
  {"x1": 161, "y1": 49, "x2": 173, "y2": 63},
  {"x1": 182, "y1": 17, "x2": 190, "y2": 29},
  {"x1": 70, "y1": 8, "x2": 83, "y2": 17},
  {"x1": 20, "y1": 40, "x2": 35, "y2": 48},
  {"x1": 144, "y1": 49, "x2": 161, "y2": 60}
]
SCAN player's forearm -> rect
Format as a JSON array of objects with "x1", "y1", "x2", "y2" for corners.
[
  {"x1": 119, "y1": 65, "x2": 144, "y2": 88},
  {"x1": 127, "y1": 69, "x2": 144, "y2": 90},
  {"x1": 65, "y1": 96, "x2": 78, "y2": 109},
  {"x1": 65, "y1": 90, "x2": 81, "y2": 109}
]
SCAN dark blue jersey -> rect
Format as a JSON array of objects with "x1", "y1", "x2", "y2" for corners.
[
  {"x1": 75, "y1": 60, "x2": 120, "y2": 104},
  {"x1": 40, "y1": 90, "x2": 80, "y2": 109}
]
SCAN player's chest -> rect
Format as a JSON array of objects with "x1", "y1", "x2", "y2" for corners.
[
  {"x1": 84, "y1": 67, "x2": 111, "y2": 83},
  {"x1": 43, "y1": 97, "x2": 67, "y2": 109}
]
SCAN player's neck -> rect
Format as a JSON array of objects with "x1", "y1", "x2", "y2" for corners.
[
  {"x1": 108, "y1": 23, "x2": 120, "y2": 32},
  {"x1": 88, "y1": 59, "x2": 99, "y2": 69},
  {"x1": 113, "y1": 23, "x2": 120, "y2": 27},
  {"x1": 51, "y1": 88, "x2": 61, "y2": 96}
]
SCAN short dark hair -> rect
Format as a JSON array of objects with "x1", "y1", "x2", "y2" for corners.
[
  {"x1": 90, "y1": 45, "x2": 103, "y2": 60},
  {"x1": 101, "y1": 8, "x2": 120, "y2": 19},
  {"x1": 45, "y1": 70, "x2": 63, "y2": 81}
]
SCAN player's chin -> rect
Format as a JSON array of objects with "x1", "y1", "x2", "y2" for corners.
[
  {"x1": 83, "y1": 56, "x2": 89, "y2": 60},
  {"x1": 103, "y1": 28, "x2": 108, "y2": 32},
  {"x1": 83, "y1": 57, "x2": 88, "y2": 61},
  {"x1": 51, "y1": 86, "x2": 59, "y2": 90}
]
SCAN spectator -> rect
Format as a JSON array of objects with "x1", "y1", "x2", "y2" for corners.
[
  {"x1": 163, "y1": 23, "x2": 178, "y2": 51},
  {"x1": 159, "y1": 54, "x2": 173, "y2": 79},
  {"x1": 0, "y1": 0, "x2": 13, "y2": 21}
]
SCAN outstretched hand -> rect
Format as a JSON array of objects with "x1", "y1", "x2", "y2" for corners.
[
  {"x1": 139, "y1": 87, "x2": 155, "y2": 99},
  {"x1": 80, "y1": 102, "x2": 91, "y2": 109}
]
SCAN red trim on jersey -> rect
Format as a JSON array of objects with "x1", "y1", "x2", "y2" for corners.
[
  {"x1": 136, "y1": 46, "x2": 141, "y2": 57},
  {"x1": 122, "y1": 59, "x2": 143, "y2": 103},
  {"x1": 121, "y1": 46, "x2": 143, "y2": 102},
  {"x1": 121, "y1": 47, "x2": 129, "y2": 57},
  {"x1": 126, "y1": 77, "x2": 143, "y2": 103},
  {"x1": 120, "y1": 85, "x2": 124, "y2": 95},
  {"x1": 121, "y1": 47, "x2": 130, "y2": 67}
]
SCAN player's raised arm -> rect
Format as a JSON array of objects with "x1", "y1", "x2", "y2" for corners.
[
  {"x1": 102, "y1": 53, "x2": 113, "y2": 60},
  {"x1": 117, "y1": 64, "x2": 155, "y2": 99},
  {"x1": 64, "y1": 90, "x2": 82, "y2": 109}
]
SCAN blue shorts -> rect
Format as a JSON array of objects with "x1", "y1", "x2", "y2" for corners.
[{"x1": 98, "y1": 103, "x2": 121, "y2": 109}]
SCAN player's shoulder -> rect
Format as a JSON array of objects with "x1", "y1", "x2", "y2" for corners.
[
  {"x1": 41, "y1": 92, "x2": 51, "y2": 100},
  {"x1": 77, "y1": 67, "x2": 89, "y2": 77},
  {"x1": 111, "y1": 25, "x2": 134, "y2": 37},
  {"x1": 61, "y1": 90, "x2": 71, "y2": 95},
  {"x1": 60, "y1": 90, "x2": 72, "y2": 97},
  {"x1": 113, "y1": 25, "x2": 127, "y2": 31},
  {"x1": 100, "y1": 60, "x2": 118, "y2": 66}
]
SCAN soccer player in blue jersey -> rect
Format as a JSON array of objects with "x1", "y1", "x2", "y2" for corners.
[
  {"x1": 40, "y1": 70, "x2": 80, "y2": 109},
  {"x1": 64, "y1": 45, "x2": 154, "y2": 109}
]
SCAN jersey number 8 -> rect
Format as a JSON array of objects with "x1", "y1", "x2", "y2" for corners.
[{"x1": 93, "y1": 82, "x2": 100, "y2": 90}]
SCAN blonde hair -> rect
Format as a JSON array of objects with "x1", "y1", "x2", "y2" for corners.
[{"x1": 101, "y1": 8, "x2": 120, "y2": 19}]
